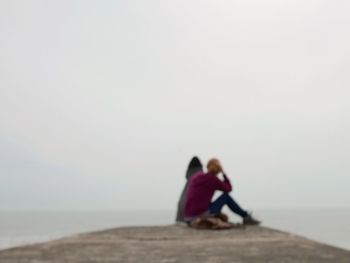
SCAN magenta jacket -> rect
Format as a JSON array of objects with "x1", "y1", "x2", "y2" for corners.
[{"x1": 184, "y1": 171, "x2": 232, "y2": 218}]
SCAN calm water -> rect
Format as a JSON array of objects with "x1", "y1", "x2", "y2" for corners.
[{"x1": 0, "y1": 209, "x2": 349, "y2": 251}]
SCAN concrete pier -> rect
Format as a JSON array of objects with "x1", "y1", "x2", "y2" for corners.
[{"x1": 0, "y1": 225, "x2": 349, "y2": 262}]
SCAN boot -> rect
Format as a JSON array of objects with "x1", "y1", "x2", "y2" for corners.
[{"x1": 243, "y1": 213, "x2": 261, "y2": 225}]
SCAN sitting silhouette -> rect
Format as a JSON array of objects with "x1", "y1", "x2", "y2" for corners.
[
  {"x1": 175, "y1": 156, "x2": 203, "y2": 223},
  {"x1": 184, "y1": 158, "x2": 260, "y2": 225}
]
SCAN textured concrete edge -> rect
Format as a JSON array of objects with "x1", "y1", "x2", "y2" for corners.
[
  {"x1": 256, "y1": 226, "x2": 350, "y2": 252},
  {"x1": 0, "y1": 224, "x2": 349, "y2": 253}
]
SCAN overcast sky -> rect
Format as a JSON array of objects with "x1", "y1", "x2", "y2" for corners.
[{"x1": 1, "y1": 0, "x2": 349, "y2": 210}]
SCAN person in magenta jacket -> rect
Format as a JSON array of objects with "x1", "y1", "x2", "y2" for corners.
[{"x1": 184, "y1": 158, "x2": 260, "y2": 225}]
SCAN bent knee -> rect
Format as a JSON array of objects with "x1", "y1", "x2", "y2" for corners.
[{"x1": 221, "y1": 192, "x2": 230, "y2": 199}]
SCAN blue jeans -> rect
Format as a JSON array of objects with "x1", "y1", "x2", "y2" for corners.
[{"x1": 209, "y1": 193, "x2": 248, "y2": 218}]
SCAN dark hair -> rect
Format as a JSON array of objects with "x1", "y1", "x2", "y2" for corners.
[{"x1": 188, "y1": 156, "x2": 202, "y2": 169}]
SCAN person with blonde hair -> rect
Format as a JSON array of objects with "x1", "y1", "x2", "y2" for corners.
[{"x1": 184, "y1": 158, "x2": 260, "y2": 225}]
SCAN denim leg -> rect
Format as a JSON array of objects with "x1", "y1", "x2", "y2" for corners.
[
  {"x1": 209, "y1": 193, "x2": 248, "y2": 218},
  {"x1": 209, "y1": 193, "x2": 228, "y2": 215}
]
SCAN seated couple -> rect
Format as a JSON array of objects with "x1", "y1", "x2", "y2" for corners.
[{"x1": 176, "y1": 157, "x2": 260, "y2": 228}]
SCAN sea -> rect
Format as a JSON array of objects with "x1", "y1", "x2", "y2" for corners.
[{"x1": 0, "y1": 209, "x2": 349, "y2": 251}]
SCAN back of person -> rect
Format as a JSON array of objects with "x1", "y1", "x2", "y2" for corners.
[
  {"x1": 184, "y1": 172, "x2": 210, "y2": 218},
  {"x1": 175, "y1": 157, "x2": 203, "y2": 223},
  {"x1": 184, "y1": 171, "x2": 230, "y2": 219}
]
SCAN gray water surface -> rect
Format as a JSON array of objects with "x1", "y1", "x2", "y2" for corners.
[{"x1": 0, "y1": 209, "x2": 349, "y2": 250}]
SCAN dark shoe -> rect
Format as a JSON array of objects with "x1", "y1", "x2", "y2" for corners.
[{"x1": 243, "y1": 214, "x2": 261, "y2": 225}]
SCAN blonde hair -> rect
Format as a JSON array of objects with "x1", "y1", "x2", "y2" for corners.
[{"x1": 207, "y1": 158, "x2": 221, "y2": 173}]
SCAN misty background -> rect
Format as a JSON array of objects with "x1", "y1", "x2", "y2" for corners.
[{"x1": 1, "y1": 0, "x2": 349, "y2": 211}]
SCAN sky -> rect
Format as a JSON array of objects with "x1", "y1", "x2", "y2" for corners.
[{"x1": 0, "y1": 0, "x2": 349, "y2": 210}]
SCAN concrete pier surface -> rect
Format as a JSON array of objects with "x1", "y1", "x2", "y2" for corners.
[{"x1": 0, "y1": 225, "x2": 349, "y2": 263}]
